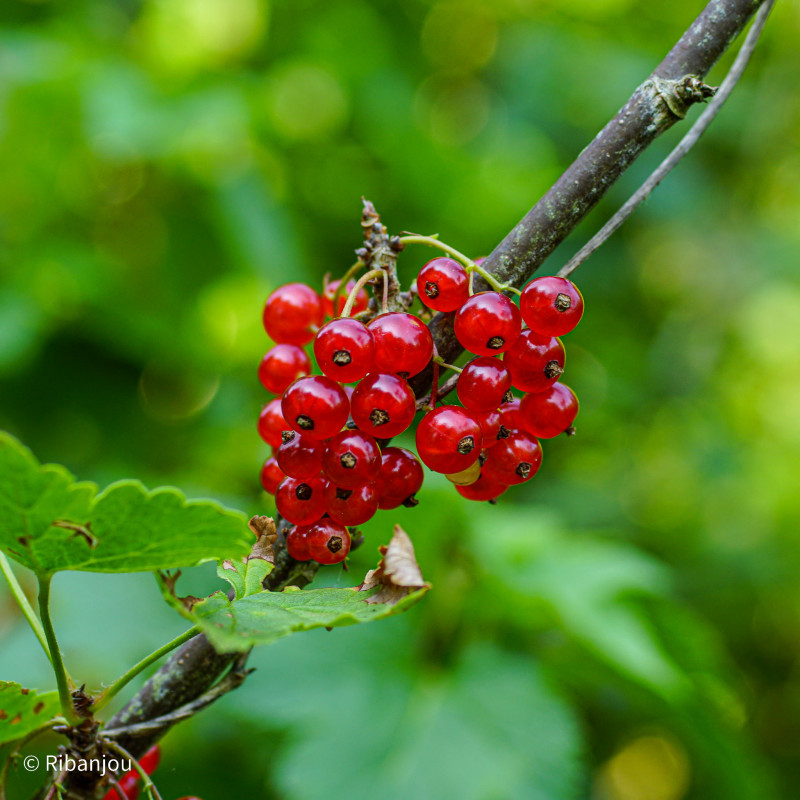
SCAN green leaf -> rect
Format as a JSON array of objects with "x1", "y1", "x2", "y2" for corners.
[
  {"x1": 0, "y1": 431, "x2": 251, "y2": 575},
  {"x1": 0, "y1": 682, "x2": 60, "y2": 745},
  {"x1": 171, "y1": 526, "x2": 429, "y2": 652}
]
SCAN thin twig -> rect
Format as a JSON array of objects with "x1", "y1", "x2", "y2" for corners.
[
  {"x1": 416, "y1": 372, "x2": 460, "y2": 411},
  {"x1": 102, "y1": 741, "x2": 163, "y2": 800},
  {"x1": 558, "y1": 0, "x2": 775, "y2": 278}
]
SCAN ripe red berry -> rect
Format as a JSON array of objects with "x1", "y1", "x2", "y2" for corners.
[
  {"x1": 416, "y1": 406, "x2": 483, "y2": 474},
  {"x1": 257, "y1": 398, "x2": 289, "y2": 448},
  {"x1": 139, "y1": 745, "x2": 161, "y2": 775},
  {"x1": 102, "y1": 773, "x2": 139, "y2": 800},
  {"x1": 519, "y1": 382, "x2": 579, "y2": 438},
  {"x1": 456, "y1": 357, "x2": 512, "y2": 412},
  {"x1": 305, "y1": 518, "x2": 351, "y2": 565},
  {"x1": 322, "y1": 278, "x2": 369, "y2": 318},
  {"x1": 275, "y1": 475, "x2": 328, "y2": 525},
  {"x1": 456, "y1": 473, "x2": 508, "y2": 502},
  {"x1": 313, "y1": 318, "x2": 375, "y2": 383},
  {"x1": 454, "y1": 292, "x2": 522, "y2": 355},
  {"x1": 497, "y1": 397, "x2": 523, "y2": 436},
  {"x1": 483, "y1": 431, "x2": 542, "y2": 485},
  {"x1": 286, "y1": 524, "x2": 312, "y2": 560},
  {"x1": 276, "y1": 431, "x2": 324, "y2": 479},
  {"x1": 258, "y1": 344, "x2": 311, "y2": 394},
  {"x1": 263, "y1": 283, "x2": 323, "y2": 345},
  {"x1": 367, "y1": 312, "x2": 433, "y2": 378},
  {"x1": 503, "y1": 330, "x2": 565, "y2": 393},
  {"x1": 322, "y1": 430, "x2": 381, "y2": 488},
  {"x1": 473, "y1": 408, "x2": 502, "y2": 448},
  {"x1": 375, "y1": 447, "x2": 424, "y2": 509},
  {"x1": 281, "y1": 375, "x2": 350, "y2": 440},
  {"x1": 520, "y1": 276, "x2": 584, "y2": 337},
  {"x1": 350, "y1": 373, "x2": 416, "y2": 438},
  {"x1": 324, "y1": 480, "x2": 379, "y2": 526},
  {"x1": 416, "y1": 257, "x2": 469, "y2": 312},
  {"x1": 260, "y1": 457, "x2": 285, "y2": 494}
]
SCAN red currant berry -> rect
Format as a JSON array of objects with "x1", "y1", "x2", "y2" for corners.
[
  {"x1": 455, "y1": 473, "x2": 508, "y2": 502},
  {"x1": 276, "y1": 431, "x2": 324, "y2": 479},
  {"x1": 258, "y1": 344, "x2": 311, "y2": 394},
  {"x1": 416, "y1": 257, "x2": 469, "y2": 312},
  {"x1": 139, "y1": 746, "x2": 161, "y2": 775},
  {"x1": 473, "y1": 408, "x2": 501, "y2": 447},
  {"x1": 416, "y1": 406, "x2": 483, "y2": 474},
  {"x1": 102, "y1": 774, "x2": 139, "y2": 800},
  {"x1": 483, "y1": 431, "x2": 542, "y2": 485},
  {"x1": 324, "y1": 480, "x2": 378, "y2": 526},
  {"x1": 456, "y1": 356, "x2": 512, "y2": 412},
  {"x1": 263, "y1": 283, "x2": 323, "y2": 346},
  {"x1": 257, "y1": 398, "x2": 289, "y2": 448},
  {"x1": 322, "y1": 278, "x2": 369, "y2": 318},
  {"x1": 275, "y1": 475, "x2": 328, "y2": 525},
  {"x1": 281, "y1": 375, "x2": 350, "y2": 440},
  {"x1": 286, "y1": 524, "x2": 312, "y2": 561},
  {"x1": 367, "y1": 312, "x2": 433, "y2": 378},
  {"x1": 322, "y1": 430, "x2": 381, "y2": 488},
  {"x1": 314, "y1": 318, "x2": 375, "y2": 383},
  {"x1": 351, "y1": 373, "x2": 416, "y2": 438},
  {"x1": 519, "y1": 382, "x2": 579, "y2": 438},
  {"x1": 520, "y1": 276, "x2": 584, "y2": 337},
  {"x1": 375, "y1": 447, "x2": 424, "y2": 509},
  {"x1": 504, "y1": 330, "x2": 565, "y2": 393},
  {"x1": 260, "y1": 457, "x2": 285, "y2": 494},
  {"x1": 305, "y1": 518, "x2": 351, "y2": 565},
  {"x1": 497, "y1": 397, "x2": 523, "y2": 436},
  {"x1": 454, "y1": 292, "x2": 522, "y2": 356}
]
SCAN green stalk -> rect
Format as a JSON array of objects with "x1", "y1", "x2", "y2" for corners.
[
  {"x1": 90, "y1": 626, "x2": 200, "y2": 714},
  {"x1": 341, "y1": 269, "x2": 386, "y2": 317},
  {"x1": 37, "y1": 575, "x2": 79, "y2": 726},
  {"x1": 0, "y1": 553, "x2": 51, "y2": 664}
]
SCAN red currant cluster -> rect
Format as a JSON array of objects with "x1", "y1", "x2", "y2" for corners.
[{"x1": 257, "y1": 251, "x2": 583, "y2": 567}]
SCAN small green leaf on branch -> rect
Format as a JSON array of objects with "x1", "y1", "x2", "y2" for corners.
[{"x1": 0, "y1": 682, "x2": 61, "y2": 746}]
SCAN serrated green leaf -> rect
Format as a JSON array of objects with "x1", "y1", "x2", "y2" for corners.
[
  {"x1": 217, "y1": 550, "x2": 273, "y2": 601},
  {"x1": 0, "y1": 682, "x2": 60, "y2": 745},
  {"x1": 0, "y1": 431, "x2": 251, "y2": 575}
]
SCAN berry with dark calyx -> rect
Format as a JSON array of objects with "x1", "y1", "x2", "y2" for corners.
[
  {"x1": 322, "y1": 429, "x2": 381, "y2": 488},
  {"x1": 276, "y1": 431, "x2": 325, "y2": 479},
  {"x1": 473, "y1": 408, "x2": 502, "y2": 447},
  {"x1": 367, "y1": 312, "x2": 434, "y2": 377},
  {"x1": 286, "y1": 525, "x2": 312, "y2": 561},
  {"x1": 305, "y1": 518, "x2": 351, "y2": 565},
  {"x1": 257, "y1": 398, "x2": 289, "y2": 448},
  {"x1": 314, "y1": 317, "x2": 376, "y2": 383},
  {"x1": 324, "y1": 480, "x2": 379, "y2": 526},
  {"x1": 281, "y1": 375, "x2": 350, "y2": 440},
  {"x1": 416, "y1": 257, "x2": 469, "y2": 312},
  {"x1": 457, "y1": 356, "x2": 512, "y2": 412},
  {"x1": 519, "y1": 382, "x2": 579, "y2": 438},
  {"x1": 416, "y1": 406, "x2": 483, "y2": 474},
  {"x1": 497, "y1": 397, "x2": 523, "y2": 435},
  {"x1": 483, "y1": 431, "x2": 542, "y2": 485},
  {"x1": 456, "y1": 473, "x2": 508, "y2": 502},
  {"x1": 520, "y1": 276, "x2": 584, "y2": 337},
  {"x1": 454, "y1": 292, "x2": 522, "y2": 356},
  {"x1": 260, "y1": 457, "x2": 285, "y2": 494},
  {"x1": 263, "y1": 283, "x2": 323, "y2": 345},
  {"x1": 258, "y1": 344, "x2": 311, "y2": 394},
  {"x1": 323, "y1": 278, "x2": 369, "y2": 318},
  {"x1": 351, "y1": 373, "x2": 416, "y2": 438},
  {"x1": 503, "y1": 330, "x2": 565, "y2": 393},
  {"x1": 375, "y1": 447, "x2": 424, "y2": 509},
  {"x1": 275, "y1": 475, "x2": 328, "y2": 525}
]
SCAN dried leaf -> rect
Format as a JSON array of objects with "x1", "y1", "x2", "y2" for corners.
[{"x1": 359, "y1": 525, "x2": 430, "y2": 605}]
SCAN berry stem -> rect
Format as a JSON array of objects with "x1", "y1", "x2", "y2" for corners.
[
  {"x1": 0, "y1": 552, "x2": 52, "y2": 665},
  {"x1": 102, "y1": 740, "x2": 164, "y2": 800},
  {"x1": 398, "y1": 234, "x2": 521, "y2": 296},
  {"x1": 433, "y1": 355, "x2": 463, "y2": 374},
  {"x1": 37, "y1": 575, "x2": 80, "y2": 726},
  {"x1": 329, "y1": 259, "x2": 366, "y2": 315},
  {"x1": 341, "y1": 269, "x2": 388, "y2": 317},
  {"x1": 90, "y1": 626, "x2": 201, "y2": 714}
]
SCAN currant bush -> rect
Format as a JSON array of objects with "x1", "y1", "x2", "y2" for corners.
[{"x1": 257, "y1": 221, "x2": 586, "y2": 565}]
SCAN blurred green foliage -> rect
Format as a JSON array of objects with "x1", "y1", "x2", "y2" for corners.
[{"x1": 1, "y1": 0, "x2": 799, "y2": 798}]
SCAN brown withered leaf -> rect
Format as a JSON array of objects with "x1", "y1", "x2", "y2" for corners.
[
  {"x1": 359, "y1": 525, "x2": 430, "y2": 605},
  {"x1": 247, "y1": 515, "x2": 277, "y2": 564},
  {"x1": 158, "y1": 570, "x2": 204, "y2": 613}
]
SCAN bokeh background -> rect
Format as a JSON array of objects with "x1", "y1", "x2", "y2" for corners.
[{"x1": 1, "y1": 0, "x2": 799, "y2": 798}]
